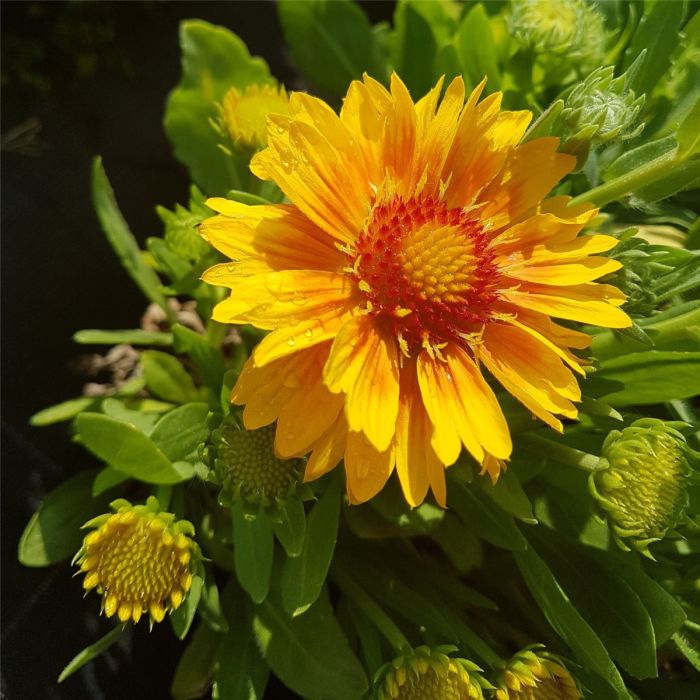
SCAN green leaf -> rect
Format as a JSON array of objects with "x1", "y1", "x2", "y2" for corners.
[
  {"x1": 19, "y1": 469, "x2": 112, "y2": 567},
  {"x1": 101, "y1": 397, "x2": 160, "y2": 434},
  {"x1": 216, "y1": 612, "x2": 269, "y2": 700},
  {"x1": 198, "y1": 577, "x2": 229, "y2": 634},
  {"x1": 232, "y1": 502, "x2": 274, "y2": 604},
  {"x1": 171, "y1": 575, "x2": 204, "y2": 640},
  {"x1": 171, "y1": 623, "x2": 223, "y2": 700},
  {"x1": 172, "y1": 323, "x2": 226, "y2": 393},
  {"x1": 672, "y1": 621, "x2": 700, "y2": 671},
  {"x1": 455, "y1": 3, "x2": 501, "y2": 92},
  {"x1": 281, "y1": 477, "x2": 341, "y2": 616},
  {"x1": 149, "y1": 403, "x2": 209, "y2": 462},
  {"x1": 635, "y1": 158, "x2": 700, "y2": 203},
  {"x1": 164, "y1": 20, "x2": 272, "y2": 195},
  {"x1": 75, "y1": 413, "x2": 187, "y2": 484},
  {"x1": 514, "y1": 545, "x2": 631, "y2": 699},
  {"x1": 92, "y1": 466, "x2": 129, "y2": 497},
  {"x1": 91, "y1": 158, "x2": 171, "y2": 315},
  {"x1": 623, "y1": 0, "x2": 687, "y2": 97},
  {"x1": 141, "y1": 350, "x2": 200, "y2": 404},
  {"x1": 604, "y1": 136, "x2": 677, "y2": 181},
  {"x1": 73, "y1": 329, "x2": 173, "y2": 346},
  {"x1": 532, "y1": 531, "x2": 658, "y2": 679},
  {"x1": 278, "y1": 0, "x2": 382, "y2": 97},
  {"x1": 57, "y1": 625, "x2": 124, "y2": 683},
  {"x1": 272, "y1": 497, "x2": 307, "y2": 558},
  {"x1": 448, "y1": 479, "x2": 528, "y2": 550},
  {"x1": 476, "y1": 468, "x2": 537, "y2": 524},
  {"x1": 432, "y1": 512, "x2": 483, "y2": 572},
  {"x1": 30, "y1": 397, "x2": 98, "y2": 426},
  {"x1": 391, "y1": 1, "x2": 438, "y2": 96},
  {"x1": 252, "y1": 586, "x2": 368, "y2": 700},
  {"x1": 596, "y1": 351, "x2": 700, "y2": 406}
]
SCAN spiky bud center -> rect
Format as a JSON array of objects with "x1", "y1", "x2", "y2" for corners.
[
  {"x1": 376, "y1": 647, "x2": 488, "y2": 700},
  {"x1": 221, "y1": 83, "x2": 290, "y2": 149},
  {"x1": 216, "y1": 419, "x2": 303, "y2": 505},
  {"x1": 590, "y1": 419, "x2": 691, "y2": 552},
  {"x1": 77, "y1": 498, "x2": 195, "y2": 624}
]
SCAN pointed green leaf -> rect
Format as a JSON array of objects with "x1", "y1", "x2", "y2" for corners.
[
  {"x1": 73, "y1": 329, "x2": 173, "y2": 346},
  {"x1": 92, "y1": 158, "x2": 171, "y2": 315},
  {"x1": 141, "y1": 350, "x2": 200, "y2": 405},
  {"x1": 19, "y1": 468, "x2": 113, "y2": 567},
  {"x1": 232, "y1": 502, "x2": 274, "y2": 604},
  {"x1": 171, "y1": 623, "x2": 223, "y2": 700},
  {"x1": 253, "y1": 586, "x2": 368, "y2": 700},
  {"x1": 57, "y1": 625, "x2": 124, "y2": 682},
  {"x1": 455, "y1": 3, "x2": 501, "y2": 92},
  {"x1": 171, "y1": 575, "x2": 204, "y2": 640},
  {"x1": 172, "y1": 323, "x2": 226, "y2": 393},
  {"x1": 281, "y1": 477, "x2": 341, "y2": 616},
  {"x1": 278, "y1": 0, "x2": 382, "y2": 97},
  {"x1": 76, "y1": 413, "x2": 187, "y2": 484},
  {"x1": 92, "y1": 466, "x2": 129, "y2": 497},
  {"x1": 149, "y1": 402, "x2": 209, "y2": 462},
  {"x1": 30, "y1": 397, "x2": 98, "y2": 426},
  {"x1": 272, "y1": 497, "x2": 307, "y2": 558},
  {"x1": 477, "y1": 468, "x2": 537, "y2": 524},
  {"x1": 101, "y1": 397, "x2": 160, "y2": 434}
]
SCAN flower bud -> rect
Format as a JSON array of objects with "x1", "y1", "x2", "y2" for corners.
[
  {"x1": 494, "y1": 646, "x2": 582, "y2": 700},
  {"x1": 76, "y1": 497, "x2": 199, "y2": 625},
  {"x1": 210, "y1": 414, "x2": 304, "y2": 507},
  {"x1": 589, "y1": 418, "x2": 698, "y2": 556},
  {"x1": 375, "y1": 645, "x2": 492, "y2": 700}
]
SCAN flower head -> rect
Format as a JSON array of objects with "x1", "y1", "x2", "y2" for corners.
[
  {"x1": 495, "y1": 646, "x2": 581, "y2": 700},
  {"x1": 76, "y1": 497, "x2": 197, "y2": 624},
  {"x1": 220, "y1": 83, "x2": 290, "y2": 149},
  {"x1": 201, "y1": 73, "x2": 629, "y2": 507},
  {"x1": 209, "y1": 413, "x2": 304, "y2": 506},
  {"x1": 375, "y1": 646, "x2": 491, "y2": 700},
  {"x1": 589, "y1": 418, "x2": 698, "y2": 556}
]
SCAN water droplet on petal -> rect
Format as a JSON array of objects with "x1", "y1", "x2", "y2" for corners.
[
  {"x1": 286, "y1": 337, "x2": 296, "y2": 347},
  {"x1": 304, "y1": 328, "x2": 314, "y2": 339}
]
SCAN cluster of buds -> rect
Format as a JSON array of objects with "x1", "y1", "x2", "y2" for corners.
[
  {"x1": 590, "y1": 418, "x2": 699, "y2": 557},
  {"x1": 76, "y1": 497, "x2": 200, "y2": 625},
  {"x1": 560, "y1": 63, "x2": 645, "y2": 166}
]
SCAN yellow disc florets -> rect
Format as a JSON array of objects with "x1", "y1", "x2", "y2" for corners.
[
  {"x1": 589, "y1": 418, "x2": 696, "y2": 556},
  {"x1": 375, "y1": 646, "x2": 491, "y2": 700},
  {"x1": 495, "y1": 646, "x2": 582, "y2": 700},
  {"x1": 221, "y1": 83, "x2": 290, "y2": 149},
  {"x1": 76, "y1": 497, "x2": 197, "y2": 624},
  {"x1": 214, "y1": 416, "x2": 303, "y2": 506}
]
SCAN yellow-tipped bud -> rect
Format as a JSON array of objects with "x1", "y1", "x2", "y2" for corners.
[
  {"x1": 75, "y1": 497, "x2": 199, "y2": 625},
  {"x1": 375, "y1": 646, "x2": 492, "y2": 700},
  {"x1": 494, "y1": 646, "x2": 582, "y2": 700}
]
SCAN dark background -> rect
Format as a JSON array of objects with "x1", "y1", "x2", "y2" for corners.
[{"x1": 1, "y1": 2, "x2": 394, "y2": 698}]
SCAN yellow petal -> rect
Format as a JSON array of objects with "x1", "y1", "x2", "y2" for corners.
[
  {"x1": 304, "y1": 416, "x2": 348, "y2": 482},
  {"x1": 324, "y1": 315, "x2": 400, "y2": 452},
  {"x1": 503, "y1": 256, "x2": 623, "y2": 286},
  {"x1": 344, "y1": 430, "x2": 395, "y2": 505}
]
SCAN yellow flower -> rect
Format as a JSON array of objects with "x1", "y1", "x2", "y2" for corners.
[
  {"x1": 76, "y1": 497, "x2": 197, "y2": 624},
  {"x1": 221, "y1": 83, "x2": 290, "y2": 149},
  {"x1": 375, "y1": 646, "x2": 490, "y2": 700},
  {"x1": 201, "y1": 74, "x2": 630, "y2": 507},
  {"x1": 494, "y1": 646, "x2": 581, "y2": 700}
]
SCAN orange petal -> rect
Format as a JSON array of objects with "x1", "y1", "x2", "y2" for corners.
[
  {"x1": 344, "y1": 430, "x2": 395, "y2": 505},
  {"x1": 304, "y1": 415, "x2": 348, "y2": 482},
  {"x1": 323, "y1": 315, "x2": 400, "y2": 452},
  {"x1": 503, "y1": 256, "x2": 622, "y2": 286}
]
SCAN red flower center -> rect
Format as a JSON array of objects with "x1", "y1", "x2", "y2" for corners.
[{"x1": 354, "y1": 195, "x2": 499, "y2": 352}]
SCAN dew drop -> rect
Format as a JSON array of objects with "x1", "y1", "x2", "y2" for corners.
[
  {"x1": 286, "y1": 337, "x2": 297, "y2": 347},
  {"x1": 304, "y1": 328, "x2": 314, "y2": 339}
]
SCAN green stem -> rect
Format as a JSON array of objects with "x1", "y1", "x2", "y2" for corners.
[
  {"x1": 519, "y1": 433, "x2": 599, "y2": 472},
  {"x1": 154, "y1": 485, "x2": 173, "y2": 510},
  {"x1": 332, "y1": 564, "x2": 411, "y2": 654},
  {"x1": 570, "y1": 149, "x2": 679, "y2": 207}
]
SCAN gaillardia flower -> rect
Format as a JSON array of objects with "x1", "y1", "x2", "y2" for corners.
[
  {"x1": 201, "y1": 74, "x2": 630, "y2": 506},
  {"x1": 494, "y1": 646, "x2": 581, "y2": 700},
  {"x1": 76, "y1": 497, "x2": 198, "y2": 624},
  {"x1": 375, "y1": 645, "x2": 491, "y2": 700}
]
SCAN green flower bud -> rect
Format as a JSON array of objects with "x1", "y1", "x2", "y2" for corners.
[
  {"x1": 156, "y1": 185, "x2": 211, "y2": 262},
  {"x1": 375, "y1": 645, "x2": 492, "y2": 700},
  {"x1": 589, "y1": 418, "x2": 699, "y2": 557},
  {"x1": 206, "y1": 414, "x2": 304, "y2": 507},
  {"x1": 509, "y1": 0, "x2": 606, "y2": 69},
  {"x1": 561, "y1": 64, "x2": 645, "y2": 162},
  {"x1": 494, "y1": 646, "x2": 582, "y2": 700}
]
